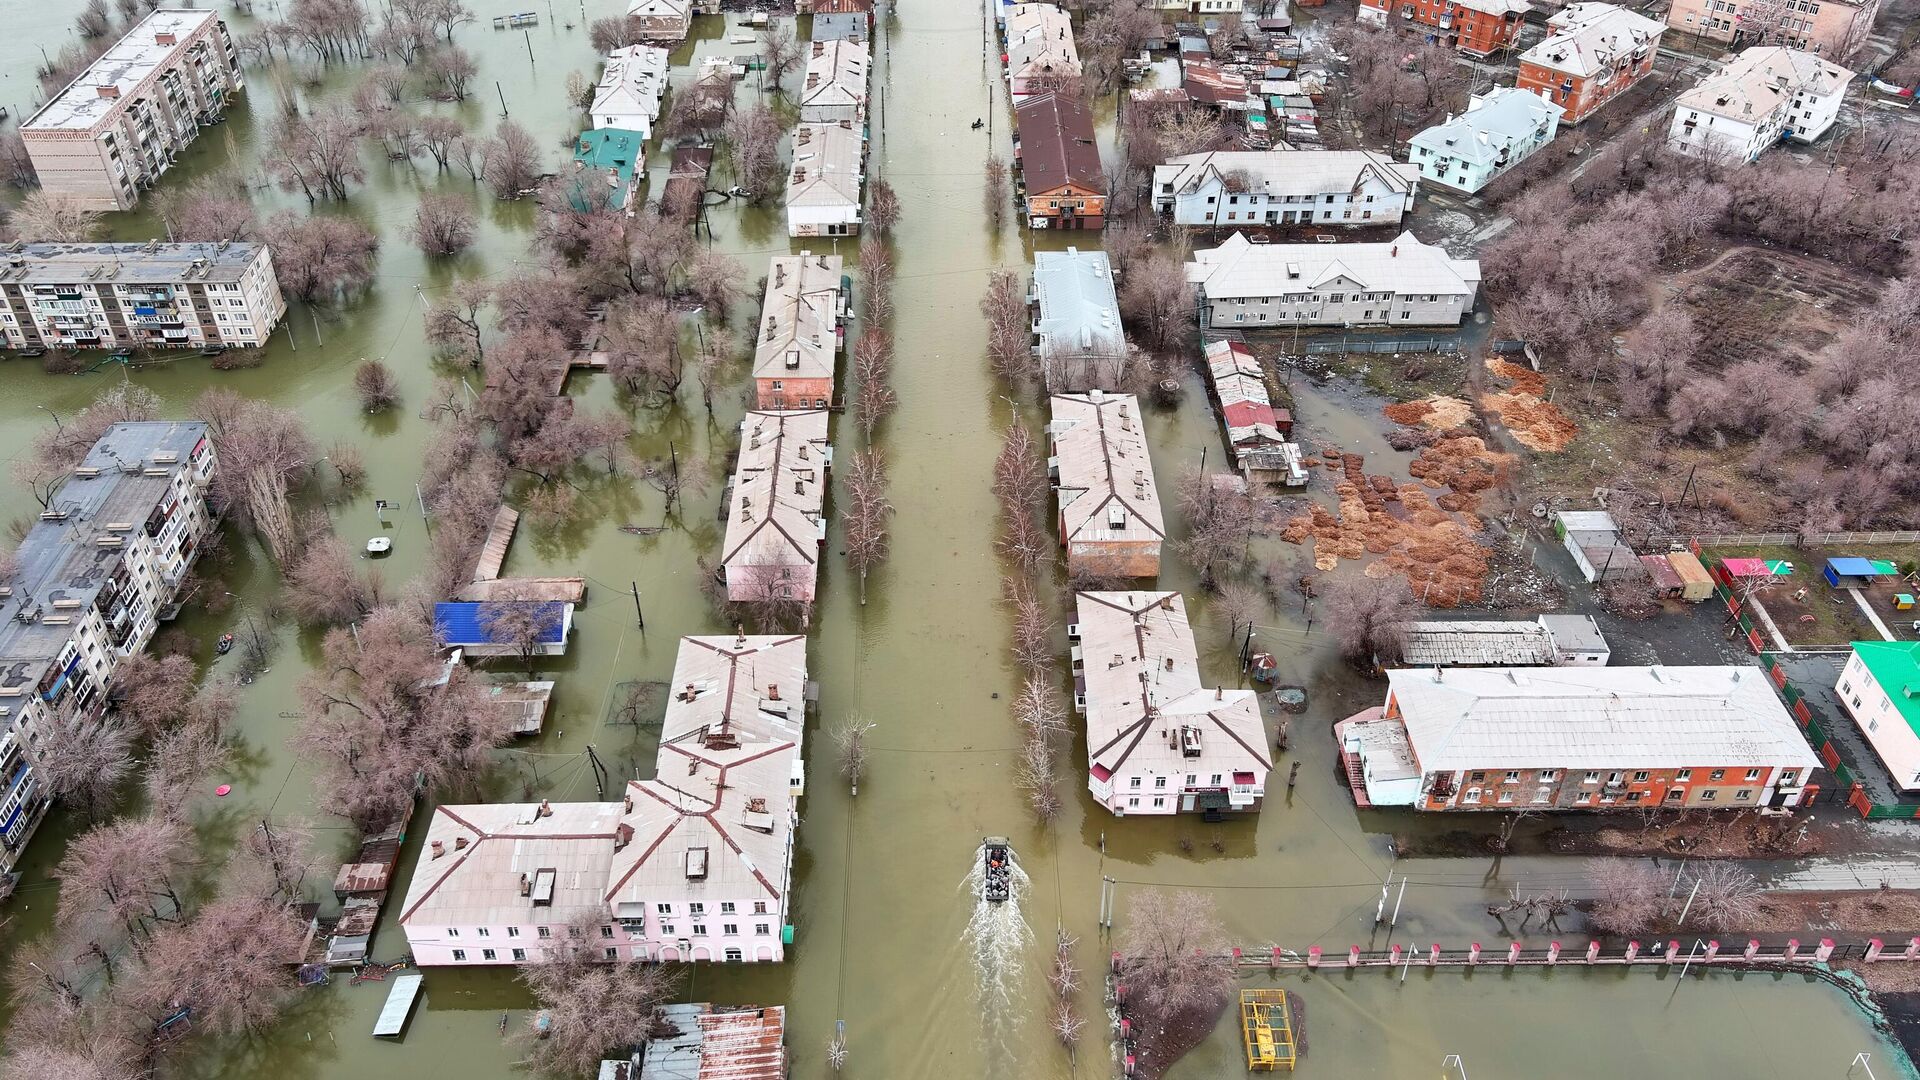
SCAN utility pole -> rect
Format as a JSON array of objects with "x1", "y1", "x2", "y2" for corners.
[
  {"x1": 311, "y1": 308, "x2": 323, "y2": 346},
  {"x1": 631, "y1": 581, "x2": 645, "y2": 631},
  {"x1": 496, "y1": 80, "x2": 510, "y2": 118},
  {"x1": 523, "y1": 28, "x2": 535, "y2": 66},
  {"x1": 416, "y1": 482, "x2": 430, "y2": 535},
  {"x1": 585, "y1": 745, "x2": 608, "y2": 799}
]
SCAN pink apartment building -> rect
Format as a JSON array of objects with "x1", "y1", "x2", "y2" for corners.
[
  {"x1": 723, "y1": 410, "x2": 832, "y2": 604},
  {"x1": 398, "y1": 634, "x2": 807, "y2": 966}
]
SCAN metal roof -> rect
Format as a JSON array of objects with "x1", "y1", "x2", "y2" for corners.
[
  {"x1": 1401, "y1": 620, "x2": 1557, "y2": 667},
  {"x1": 373, "y1": 973, "x2": 424, "y2": 1037},
  {"x1": 1155, "y1": 150, "x2": 1419, "y2": 199},
  {"x1": 1031, "y1": 248, "x2": 1123, "y2": 373},
  {"x1": 0, "y1": 242, "x2": 267, "y2": 287},
  {"x1": 752, "y1": 253, "x2": 843, "y2": 384},
  {"x1": 1521, "y1": 2, "x2": 1665, "y2": 79},
  {"x1": 1386, "y1": 665, "x2": 1821, "y2": 772},
  {"x1": 1014, "y1": 92, "x2": 1104, "y2": 193},
  {"x1": 431, "y1": 602, "x2": 571, "y2": 646},
  {"x1": 785, "y1": 122, "x2": 865, "y2": 211},
  {"x1": 1187, "y1": 231, "x2": 1480, "y2": 300},
  {"x1": 1410, "y1": 88, "x2": 1564, "y2": 167},
  {"x1": 722, "y1": 410, "x2": 831, "y2": 589},
  {"x1": 24, "y1": 9, "x2": 221, "y2": 133},
  {"x1": 639, "y1": 1003, "x2": 787, "y2": 1080},
  {"x1": 1049, "y1": 393, "x2": 1166, "y2": 546}
]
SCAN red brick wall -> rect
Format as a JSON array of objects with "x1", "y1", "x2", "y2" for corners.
[{"x1": 757, "y1": 377, "x2": 833, "y2": 410}]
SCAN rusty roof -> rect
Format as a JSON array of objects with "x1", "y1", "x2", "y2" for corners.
[
  {"x1": 1015, "y1": 92, "x2": 1104, "y2": 194},
  {"x1": 640, "y1": 1003, "x2": 787, "y2": 1079}
]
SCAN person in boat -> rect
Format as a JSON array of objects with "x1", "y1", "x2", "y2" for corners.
[{"x1": 216, "y1": 633, "x2": 235, "y2": 654}]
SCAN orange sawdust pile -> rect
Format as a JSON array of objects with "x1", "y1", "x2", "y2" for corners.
[
  {"x1": 1480, "y1": 358, "x2": 1576, "y2": 452},
  {"x1": 1279, "y1": 449, "x2": 1492, "y2": 605},
  {"x1": 1382, "y1": 394, "x2": 1474, "y2": 431},
  {"x1": 1408, "y1": 432, "x2": 1510, "y2": 514}
]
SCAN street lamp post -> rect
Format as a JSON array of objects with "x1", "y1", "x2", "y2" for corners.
[{"x1": 36, "y1": 404, "x2": 62, "y2": 432}]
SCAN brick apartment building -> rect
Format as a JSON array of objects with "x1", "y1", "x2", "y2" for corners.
[
  {"x1": 1516, "y1": 2, "x2": 1667, "y2": 124},
  {"x1": 1357, "y1": 0, "x2": 1532, "y2": 56},
  {"x1": 0, "y1": 242, "x2": 285, "y2": 352},
  {"x1": 22, "y1": 9, "x2": 243, "y2": 211},
  {"x1": 1664, "y1": 0, "x2": 1878, "y2": 59}
]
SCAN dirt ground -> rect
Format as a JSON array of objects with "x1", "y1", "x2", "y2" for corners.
[
  {"x1": 1657, "y1": 247, "x2": 1866, "y2": 373},
  {"x1": 1749, "y1": 889, "x2": 1920, "y2": 937},
  {"x1": 1128, "y1": 992, "x2": 1233, "y2": 1080},
  {"x1": 1478, "y1": 359, "x2": 1576, "y2": 452},
  {"x1": 1703, "y1": 544, "x2": 1910, "y2": 648},
  {"x1": 1548, "y1": 810, "x2": 1825, "y2": 858}
]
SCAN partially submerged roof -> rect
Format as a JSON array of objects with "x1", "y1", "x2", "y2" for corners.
[
  {"x1": 1075, "y1": 591, "x2": 1272, "y2": 783},
  {"x1": 592, "y1": 45, "x2": 670, "y2": 123},
  {"x1": 1385, "y1": 665, "x2": 1821, "y2": 772},
  {"x1": 1015, "y1": 93, "x2": 1104, "y2": 194},
  {"x1": 1187, "y1": 232, "x2": 1481, "y2": 300},
  {"x1": 432, "y1": 601, "x2": 572, "y2": 647},
  {"x1": 752, "y1": 253, "x2": 843, "y2": 385},
  {"x1": 397, "y1": 801, "x2": 624, "y2": 929},
  {"x1": 639, "y1": 1003, "x2": 787, "y2": 1080},
  {"x1": 1202, "y1": 340, "x2": 1288, "y2": 450},
  {"x1": 786, "y1": 122, "x2": 865, "y2": 212},
  {"x1": 1049, "y1": 392, "x2": 1166, "y2": 547}
]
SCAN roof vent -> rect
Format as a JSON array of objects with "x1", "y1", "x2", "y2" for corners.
[{"x1": 684, "y1": 846, "x2": 710, "y2": 880}]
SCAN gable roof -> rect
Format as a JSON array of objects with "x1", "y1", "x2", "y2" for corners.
[
  {"x1": 1675, "y1": 46, "x2": 1854, "y2": 122},
  {"x1": 1852, "y1": 642, "x2": 1920, "y2": 737},
  {"x1": 800, "y1": 39, "x2": 870, "y2": 110},
  {"x1": 786, "y1": 122, "x2": 865, "y2": 210},
  {"x1": 1049, "y1": 392, "x2": 1166, "y2": 545},
  {"x1": 1004, "y1": 3, "x2": 1081, "y2": 80},
  {"x1": 1522, "y1": 2, "x2": 1665, "y2": 78},
  {"x1": 1015, "y1": 92, "x2": 1104, "y2": 194},
  {"x1": 752, "y1": 253, "x2": 844, "y2": 385},
  {"x1": 1385, "y1": 665, "x2": 1822, "y2": 772},
  {"x1": 1410, "y1": 88, "x2": 1563, "y2": 166},
  {"x1": 1155, "y1": 150, "x2": 1419, "y2": 198},
  {"x1": 722, "y1": 410, "x2": 831, "y2": 579},
  {"x1": 662, "y1": 634, "x2": 809, "y2": 748},
  {"x1": 1186, "y1": 231, "x2": 1481, "y2": 299},
  {"x1": 1031, "y1": 248, "x2": 1123, "y2": 367},
  {"x1": 1075, "y1": 591, "x2": 1272, "y2": 782},
  {"x1": 398, "y1": 801, "x2": 623, "y2": 928}
]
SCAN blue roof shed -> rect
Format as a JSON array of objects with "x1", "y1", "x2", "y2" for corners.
[{"x1": 433, "y1": 602, "x2": 573, "y2": 656}]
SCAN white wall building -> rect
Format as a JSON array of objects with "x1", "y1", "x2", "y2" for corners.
[
  {"x1": 0, "y1": 423, "x2": 216, "y2": 876},
  {"x1": 1004, "y1": 3, "x2": 1082, "y2": 99},
  {"x1": 1837, "y1": 642, "x2": 1920, "y2": 791},
  {"x1": 590, "y1": 45, "x2": 670, "y2": 139},
  {"x1": 1408, "y1": 88, "x2": 1564, "y2": 195},
  {"x1": 1186, "y1": 232, "x2": 1481, "y2": 329},
  {"x1": 785, "y1": 122, "x2": 866, "y2": 237},
  {"x1": 1030, "y1": 248, "x2": 1125, "y2": 391},
  {"x1": 21, "y1": 9, "x2": 244, "y2": 211},
  {"x1": 1152, "y1": 150, "x2": 1419, "y2": 227},
  {"x1": 0, "y1": 242, "x2": 286, "y2": 352},
  {"x1": 400, "y1": 634, "x2": 809, "y2": 966},
  {"x1": 1073, "y1": 592, "x2": 1271, "y2": 816},
  {"x1": 1668, "y1": 46, "x2": 1853, "y2": 162}
]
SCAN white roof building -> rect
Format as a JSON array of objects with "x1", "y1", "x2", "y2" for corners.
[
  {"x1": 752, "y1": 253, "x2": 845, "y2": 406},
  {"x1": 1385, "y1": 665, "x2": 1821, "y2": 773},
  {"x1": 1524, "y1": 3, "x2": 1666, "y2": 78},
  {"x1": 1049, "y1": 392, "x2": 1165, "y2": 577},
  {"x1": 1004, "y1": 3, "x2": 1081, "y2": 97},
  {"x1": 590, "y1": 45, "x2": 671, "y2": 138},
  {"x1": 1151, "y1": 150, "x2": 1420, "y2": 227},
  {"x1": 1669, "y1": 47, "x2": 1854, "y2": 162},
  {"x1": 1408, "y1": 88, "x2": 1564, "y2": 195},
  {"x1": 723, "y1": 410, "x2": 832, "y2": 603},
  {"x1": 798, "y1": 39, "x2": 871, "y2": 124},
  {"x1": 1031, "y1": 248, "x2": 1125, "y2": 391},
  {"x1": 1186, "y1": 232, "x2": 1481, "y2": 329},
  {"x1": 1073, "y1": 592, "x2": 1272, "y2": 816},
  {"x1": 24, "y1": 9, "x2": 224, "y2": 133},
  {"x1": 785, "y1": 122, "x2": 865, "y2": 237}
]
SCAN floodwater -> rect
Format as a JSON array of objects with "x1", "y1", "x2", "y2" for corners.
[{"x1": 0, "y1": 2, "x2": 1913, "y2": 1078}]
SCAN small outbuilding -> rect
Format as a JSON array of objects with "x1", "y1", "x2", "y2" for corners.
[
  {"x1": 1667, "y1": 549, "x2": 1715, "y2": 602},
  {"x1": 1825, "y1": 556, "x2": 1898, "y2": 589}
]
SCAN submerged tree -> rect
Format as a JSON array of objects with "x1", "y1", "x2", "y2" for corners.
[
  {"x1": 514, "y1": 914, "x2": 683, "y2": 1076},
  {"x1": 1322, "y1": 574, "x2": 1416, "y2": 667},
  {"x1": 832, "y1": 714, "x2": 877, "y2": 795},
  {"x1": 843, "y1": 448, "x2": 893, "y2": 603},
  {"x1": 1117, "y1": 889, "x2": 1236, "y2": 1020},
  {"x1": 408, "y1": 193, "x2": 477, "y2": 257}
]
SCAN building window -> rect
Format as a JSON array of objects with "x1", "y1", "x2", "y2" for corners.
[
  {"x1": 567, "y1": 927, "x2": 582, "y2": 939},
  {"x1": 1709, "y1": 769, "x2": 1725, "y2": 781},
  {"x1": 1744, "y1": 768, "x2": 1761, "y2": 781},
  {"x1": 601, "y1": 925, "x2": 615, "y2": 939},
  {"x1": 1463, "y1": 788, "x2": 1482, "y2": 804},
  {"x1": 1666, "y1": 789, "x2": 1684, "y2": 801},
  {"x1": 451, "y1": 949, "x2": 467, "y2": 961},
  {"x1": 723, "y1": 923, "x2": 739, "y2": 935},
  {"x1": 482, "y1": 948, "x2": 497, "y2": 961},
  {"x1": 660, "y1": 924, "x2": 675, "y2": 935},
  {"x1": 1780, "y1": 771, "x2": 1797, "y2": 785},
  {"x1": 446, "y1": 928, "x2": 459, "y2": 938},
  {"x1": 1129, "y1": 777, "x2": 1141, "y2": 788},
  {"x1": 692, "y1": 924, "x2": 707, "y2": 936},
  {"x1": 512, "y1": 948, "x2": 527, "y2": 961},
  {"x1": 725, "y1": 948, "x2": 744, "y2": 962},
  {"x1": 1154, "y1": 776, "x2": 1166, "y2": 788},
  {"x1": 1127, "y1": 797, "x2": 1140, "y2": 807},
  {"x1": 605, "y1": 948, "x2": 619, "y2": 960},
  {"x1": 657, "y1": 903, "x2": 673, "y2": 915},
  {"x1": 537, "y1": 926, "x2": 551, "y2": 939},
  {"x1": 690, "y1": 903, "x2": 705, "y2": 916},
  {"x1": 476, "y1": 927, "x2": 490, "y2": 937},
  {"x1": 1632, "y1": 771, "x2": 1649, "y2": 782},
  {"x1": 1735, "y1": 790, "x2": 1752, "y2": 800},
  {"x1": 1504, "y1": 771, "x2": 1520, "y2": 782},
  {"x1": 1701, "y1": 790, "x2": 1718, "y2": 802},
  {"x1": 1538, "y1": 770, "x2": 1557, "y2": 782},
  {"x1": 756, "y1": 923, "x2": 771, "y2": 936},
  {"x1": 1582, "y1": 771, "x2": 1599, "y2": 784},
  {"x1": 1675, "y1": 769, "x2": 1692, "y2": 781},
  {"x1": 754, "y1": 902, "x2": 768, "y2": 915}
]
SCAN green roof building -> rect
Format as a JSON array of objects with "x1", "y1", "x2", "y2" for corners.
[
  {"x1": 567, "y1": 129, "x2": 645, "y2": 213},
  {"x1": 1839, "y1": 641, "x2": 1920, "y2": 791}
]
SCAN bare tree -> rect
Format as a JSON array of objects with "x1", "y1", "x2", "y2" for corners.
[
  {"x1": 1214, "y1": 580, "x2": 1264, "y2": 640},
  {"x1": 106, "y1": 653, "x2": 197, "y2": 736},
  {"x1": 983, "y1": 155, "x2": 1010, "y2": 229},
  {"x1": 422, "y1": 45, "x2": 478, "y2": 101},
  {"x1": 479, "y1": 119, "x2": 542, "y2": 199},
  {"x1": 993, "y1": 421, "x2": 1051, "y2": 576},
  {"x1": 479, "y1": 596, "x2": 566, "y2": 677},
  {"x1": 353, "y1": 359, "x2": 400, "y2": 412},
  {"x1": 1588, "y1": 859, "x2": 1669, "y2": 936},
  {"x1": 1118, "y1": 250, "x2": 1193, "y2": 353},
  {"x1": 1323, "y1": 575, "x2": 1416, "y2": 666},
  {"x1": 982, "y1": 269, "x2": 1037, "y2": 384},
  {"x1": 1176, "y1": 469, "x2": 1254, "y2": 588},
  {"x1": 11, "y1": 192, "x2": 102, "y2": 243},
  {"x1": 1005, "y1": 578, "x2": 1056, "y2": 679},
  {"x1": 263, "y1": 212, "x2": 380, "y2": 301},
  {"x1": 195, "y1": 389, "x2": 317, "y2": 565},
  {"x1": 514, "y1": 916, "x2": 682, "y2": 1077},
  {"x1": 589, "y1": 15, "x2": 642, "y2": 53},
  {"x1": 76, "y1": 0, "x2": 113, "y2": 38},
  {"x1": 843, "y1": 448, "x2": 893, "y2": 603},
  {"x1": 423, "y1": 279, "x2": 490, "y2": 365},
  {"x1": 418, "y1": 115, "x2": 466, "y2": 170},
  {"x1": 30, "y1": 710, "x2": 134, "y2": 823},
  {"x1": 722, "y1": 104, "x2": 784, "y2": 201},
  {"x1": 762, "y1": 24, "x2": 802, "y2": 92},
  {"x1": 0, "y1": 130, "x2": 39, "y2": 188},
  {"x1": 1014, "y1": 677, "x2": 1068, "y2": 743},
  {"x1": 285, "y1": 533, "x2": 381, "y2": 626},
  {"x1": 858, "y1": 237, "x2": 894, "y2": 324},
  {"x1": 1687, "y1": 862, "x2": 1765, "y2": 931},
  {"x1": 265, "y1": 105, "x2": 368, "y2": 201},
  {"x1": 408, "y1": 193, "x2": 478, "y2": 256},
  {"x1": 853, "y1": 331, "x2": 897, "y2": 438},
  {"x1": 155, "y1": 178, "x2": 262, "y2": 242},
  {"x1": 1117, "y1": 889, "x2": 1236, "y2": 1020},
  {"x1": 832, "y1": 714, "x2": 877, "y2": 794},
  {"x1": 867, "y1": 178, "x2": 901, "y2": 235}
]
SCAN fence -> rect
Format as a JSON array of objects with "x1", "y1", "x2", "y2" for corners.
[
  {"x1": 1652, "y1": 530, "x2": 1920, "y2": 548},
  {"x1": 1301, "y1": 335, "x2": 1462, "y2": 355},
  {"x1": 1184, "y1": 937, "x2": 1920, "y2": 973},
  {"x1": 1762, "y1": 654, "x2": 1920, "y2": 821}
]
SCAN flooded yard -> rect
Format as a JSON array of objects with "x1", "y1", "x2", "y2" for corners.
[{"x1": 0, "y1": 1, "x2": 1913, "y2": 1077}]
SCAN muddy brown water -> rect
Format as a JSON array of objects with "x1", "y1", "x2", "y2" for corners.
[{"x1": 0, "y1": 3, "x2": 1911, "y2": 1077}]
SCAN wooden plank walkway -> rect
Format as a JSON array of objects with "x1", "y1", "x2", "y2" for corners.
[
  {"x1": 457, "y1": 577, "x2": 588, "y2": 604},
  {"x1": 471, "y1": 506, "x2": 520, "y2": 582}
]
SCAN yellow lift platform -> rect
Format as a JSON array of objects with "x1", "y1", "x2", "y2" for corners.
[{"x1": 1241, "y1": 989, "x2": 1296, "y2": 1071}]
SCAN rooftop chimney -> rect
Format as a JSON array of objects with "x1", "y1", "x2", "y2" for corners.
[
  {"x1": 431, "y1": 840, "x2": 446, "y2": 859},
  {"x1": 768, "y1": 683, "x2": 781, "y2": 701},
  {"x1": 1390, "y1": 244, "x2": 1399, "y2": 257},
  {"x1": 156, "y1": 31, "x2": 176, "y2": 46},
  {"x1": 96, "y1": 86, "x2": 121, "y2": 100},
  {"x1": 538, "y1": 799, "x2": 552, "y2": 818},
  {"x1": 453, "y1": 835, "x2": 469, "y2": 850}
]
